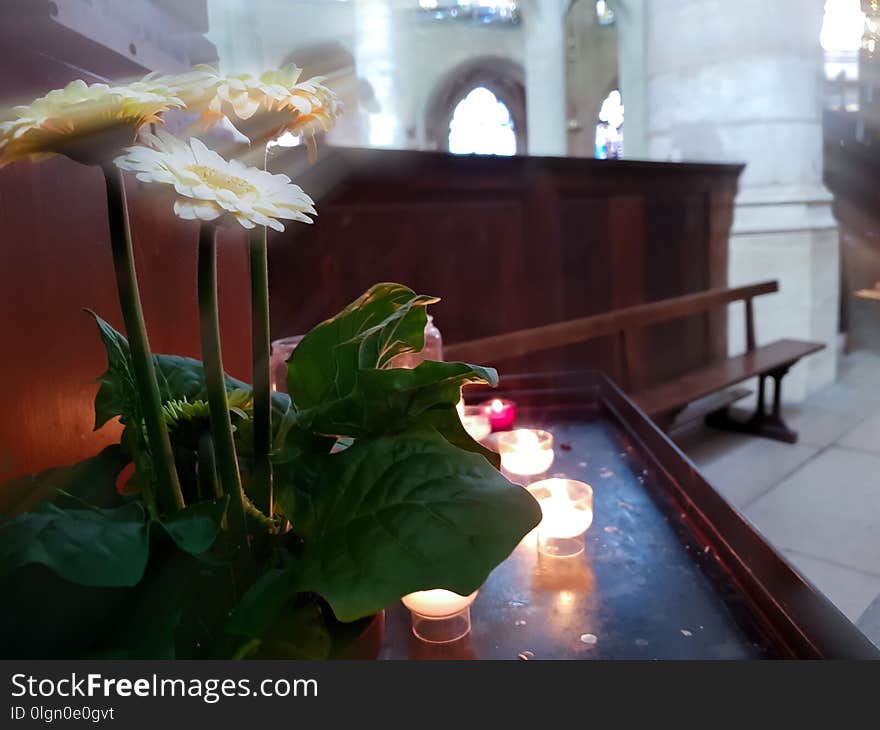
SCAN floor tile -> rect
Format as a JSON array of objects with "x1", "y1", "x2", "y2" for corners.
[
  {"x1": 838, "y1": 352, "x2": 880, "y2": 390},
  {"x1": 746, "y1": 447, "x2": 880, "y2": 575},
  {"x1": 837, "y1": 411, "x2": 880, "y2": 454},
  {"x1": 679, "y1": 431, "x2": 818, "y2": 509},
  {"x1": 781, "y1": 549, "x2": 880, "y2": 623},
  {"x1": 673, "y1": 424, "x2": 745, "y2": 466},
  {"x1": 857, "y1": 594, "x2": 880, "y2": 647},
  {"x1": 784, "y1": 404, "x2": 867, "y2": 449},
  {"x1": 801, "y1": 380, "x2": 880, "y2": 419}
]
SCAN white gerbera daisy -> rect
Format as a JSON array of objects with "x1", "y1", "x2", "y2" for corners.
[
  {"x1": 0, "y1": 78, "x2": 183, "y2": 167},
  {"x1": 155, "y1": 64, "x2": 342, "y2": 152},
  {"x1": 114, "y1": 130, "x2": 316, "y2": 231}
]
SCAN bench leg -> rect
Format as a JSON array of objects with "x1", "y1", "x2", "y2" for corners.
[
  {"x1": 704, "y1": 367, "x2": 798, "y2": 443},
  {"x1": 652, "y1": 407, "x2": 686, "y2": 432}
]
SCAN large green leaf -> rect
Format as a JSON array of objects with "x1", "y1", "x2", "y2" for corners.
[
  {"x1": 88, "y1": 312, "x2": 290, "y2": 428},
  {"x1": 227, "y1": 566, "x2": 300, "y2": 638},
  {"x1": 228, "y1": 577, "x2": 331, "y2": 660},
  {"x1": 296, "y1": 360, "x2": 498, "y2": 438},
  {"x1": 86, "y1": 310, "x2": 139, "y2": 429},
  {"x1": 91, "y1": 547, "x2": 239, "y2": 659},
  {"x1": 157, "y1": 496, "x2": 229, "y2": 554},
  {"x1": 287, "y1": 283, "x2": 438, "y2": 411},
  {"x1": 280, "y1": 428, "x2": 541, "y2": 622},
  {"x1": 413, "y1": 405, "x2": 501, "y2": 469},
  {"x1": 0, "y1": 445, "x2": 130, "y2": 517},
  {"x1": 0, "y1": 501, "x2": 149, "y2": 587}
]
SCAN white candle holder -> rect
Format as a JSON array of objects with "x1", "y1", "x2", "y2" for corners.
[
  {"x1": 527, "y1": 478, "x2": 594, "y2": 558},
  {"x1": 269, "y1": 334, "x2": 304, "y2": 393},
  {"x1": 460, "y1": 405, "x2": 491, "y2": 442},
  {"x1": 498, "y1": 428, "x2": 554, "y2": 484},
  {"x1": 401, "y1": 589, "x2": 478, "y2": 643}
]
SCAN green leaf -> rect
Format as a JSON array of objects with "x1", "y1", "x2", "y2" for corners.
[
  {"x1": 287, "y1": 283, "x2": 438, "y2": 411},
  {"x1": 227, "y1": 566, "x2": 302, "y2": 638},
  {"x1": 0, "y1": 501, "x2": 149, "y2": 587},
  {"x1": 230, "y1": 587, "x2": 331, "y2": 660},
  {"x1": 91, "y1": 547, "x2": 238, "y2": 659},
  {"x1": 414, "y1": 405, "x2": 501, "y2": 470},
  {"x1": 296, "y1": 360, "x2": 498, "y2": 438},
  {"x1": 0, "y1": 445, "x2": 131, "y2": 517},
  {"x1": 157, "y1": 496, "x2": 229, "y2": 554},
  {"x1": 87, "y1": 311, "x2": 290, "y2": 429},
  {"x1": 86, "y1": 310, "x2": 139, "y2": 429},
  {"x1": 283, "y1": 428, "x2": 541, "y2": 622}
]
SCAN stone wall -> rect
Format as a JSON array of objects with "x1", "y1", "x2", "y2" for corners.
[{"x1": 643, "y1": 0, "x2": 839, "y2": 400}]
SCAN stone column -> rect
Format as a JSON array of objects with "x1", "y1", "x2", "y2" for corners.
[
  {"x1": 353, "y1": 0, "x2": 405, "y2": 148},
  {"x1": 644, "y1": 0, "x2": 838, "y2": 400},
  {"x1": 612, "y1": 0, "x2": 647, "y2": 159},
  {"x1": 523, "y1": 0, "x2": 569, "y2": 155}
]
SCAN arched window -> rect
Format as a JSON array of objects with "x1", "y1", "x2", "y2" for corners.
[
  {"x1": 447, "y1": 86, "x2": 517, "y2": 156},
  {"x1": 595, "y1": 88, "x2": 623, "y2": 159},
  {"x1": 595, "y1": 0, "x2": 615, "y2": 26},
  {"x1": 820, "y1": 0, "x2": 865, "y2": 109}
]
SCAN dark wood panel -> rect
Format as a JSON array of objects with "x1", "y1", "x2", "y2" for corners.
[
  {"x1": 0, "y1": 156, "x2": 252, "y2": 482},
  {"x1": 268, "y1": 146, "x2": 743, "y2": 384},
  {"x1": 0, "y1": 63, "x2": 740, "y2": 483},
  {"x1": 270, "y1": 198, "x2": 528, "y2": 343},
  {"x1": 0, "y1": 18, "x2": 240, "y2": 483},
  {"x1": 443, "y1": 282, "x2": 779, "y2": 364}
]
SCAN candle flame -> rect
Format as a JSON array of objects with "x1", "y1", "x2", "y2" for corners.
[{"x1": 491, "y1": 398, "x2": 504, "y2": 413}]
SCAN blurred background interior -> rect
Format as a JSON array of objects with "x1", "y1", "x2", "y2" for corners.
[{"x1": 3, "y1": 0, "x2": 880, "y2": 643}]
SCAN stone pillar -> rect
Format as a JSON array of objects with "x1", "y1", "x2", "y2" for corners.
[
  {"x1": 644, "y1": 0, "x2": 838, "y2": 400},
  {"x1": 523, "y1": 0, "x2": 569, "y2": 156},
  {"x1": 353, "y1": 0, "x2": 404, "y2": 149},
  {"x1": 612, "y1": 0, "x2": 647, "y2": 159}
]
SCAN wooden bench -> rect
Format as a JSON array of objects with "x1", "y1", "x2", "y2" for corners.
[{"x1": 444, "y1": 281, "x2": 824, "y2": 443}]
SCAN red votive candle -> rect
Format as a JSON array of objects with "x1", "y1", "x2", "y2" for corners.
[{"x1": 480, "y1": 398, "x2": 517, "y2": 431}]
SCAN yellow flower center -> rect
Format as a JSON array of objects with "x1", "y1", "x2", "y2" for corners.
[{"x1": 187, "y1": 164, "x2": 257, "y2": 196}]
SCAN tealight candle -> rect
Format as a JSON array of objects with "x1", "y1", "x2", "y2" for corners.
[
  {"x1": 269, "y1": 334, "x2": 304, "y2": 393},
  {"x1": 498, "y1": 428, "x2": 554, "y2": 483},
  {"x1": 401, "y1": 589, "x2": 478, "y2": 643},
  {"x1": 460, "y1": 405, "x2": 491, "y2": 442},
  {"x1": 480, "y1": 398, "x2": 517, "y2": 431},
  {"x1": 527, "y1": 478, "x2": 594, "y2": 557}
]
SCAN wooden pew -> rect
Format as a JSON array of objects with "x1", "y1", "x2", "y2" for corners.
[{"x1": 445, "y1": 281, "x2": 824, "y2": 443}]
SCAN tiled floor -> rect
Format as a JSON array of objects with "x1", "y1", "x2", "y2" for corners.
[{"x1": 673, "y1": 350, "x2": 880, "y2": 642}]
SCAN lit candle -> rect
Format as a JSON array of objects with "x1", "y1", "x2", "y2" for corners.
[
  {"x1": 528, "y1": 478, "x2": 594, "y2": 557},
  {"x1": 479, "y1": 398, "x2": 516, "y2": 431},
  {"x1": 459, "y1": 405, "x2": 491, "y2": 442},
  {"x1": 498, "y1": 428, "x2": 554, "y2": 479},
  {"x1": 401, "y1": 589, "x2": 478, "y2": 643}
]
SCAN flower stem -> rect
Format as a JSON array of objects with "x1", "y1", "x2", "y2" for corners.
[
  {"x1": 197, "y1": 222, "x2": 248, "y2": 549},
  {"x1": 248, "y1": 225, "x2": 273, "y2": 518},
  {"x1": 102, "y1": 165, "x2": 184, "y2": 515}
]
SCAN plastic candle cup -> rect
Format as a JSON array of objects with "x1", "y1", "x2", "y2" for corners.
[
  {"x1": 460, "y1": 405, "x2": 491, "y2": 442},
  {"x1": 401, "y1": 589, "x2": 478, "y2": 643},
  {"x1": 480, "y1": 398, "x2": 517, "y2": 431},
  {"x1": 527, "y1": 478, "x2": 594, "y2": 558},
  {"x1": 498, "y1": 428, "x2": 554, "y2": 484},
  {"x1": 269, "y1": 335, "x2": 304, "y2": 392}
]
